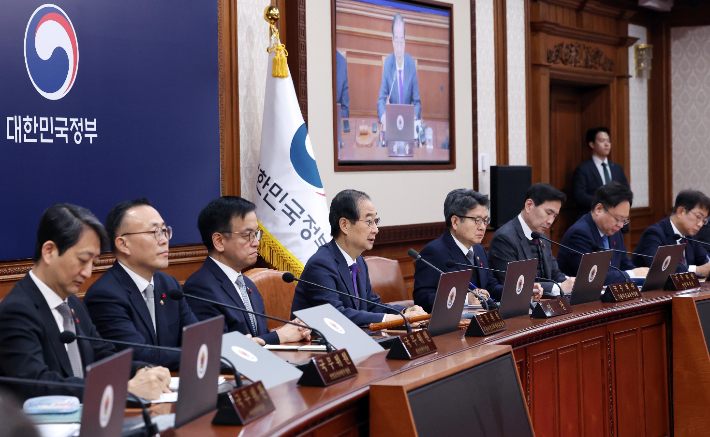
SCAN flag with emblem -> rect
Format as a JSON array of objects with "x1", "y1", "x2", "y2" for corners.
[{"x1": 254, "y1": 10, "x2": 330, "y2": 277}]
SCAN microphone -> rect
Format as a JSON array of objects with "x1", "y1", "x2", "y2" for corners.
[
  {"x1": 282, "y1": 272, "x2": 412, "y2": 333},
  {"x1": 386, "y1": 68, "x2": 398, "y2": 105},
  {"x1": 590, "y1": 243, "x2": 654, "y2": 259},
  {"x1": 166, "y1": 289, "x2": 334, "y2": 352},
  {"x1": 409, "y1": 249, "x2": 443, "y2": 274},
  {"x1": 443, "y1": 260, "x2": 499, "y2": 307},
  {"x1": 445, "y1": 259, "x2": 556, "y2": 299},
  {"x1": 587, "y1": 244, "x2": 629, "y2": 278},
  {"x1": 671, "y1": 234, "x2": 692, "y2": 272},
  {"x1": 0, "y1": 376, "x2": 157, "y2": 437},
  {"x1": 531, "y1": 231, "x2": 594, "y2": 258}
]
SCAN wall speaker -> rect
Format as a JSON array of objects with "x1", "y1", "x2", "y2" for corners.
[{"x1": 490, "y1": 166, "x2": 532, "y2": 229}]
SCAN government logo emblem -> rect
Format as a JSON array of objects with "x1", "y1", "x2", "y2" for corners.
[
  {"x1": 516, "y1": 275, "x2": 525, "y2": 295},
  {"x1": 196, "y1": 344, "x2": 208, "y2": 379},
  {"x1": 324, "y1": 317, "x2": 345, "y2": 334},
  {"x1": 446, "y1": 287, "x2": 456, "y2": 309},
  {"x1": 99, "y1": 384, "x2": 114, "y2": 428},
  {"x1": 589, "y1": 265, "x2": 598, "y2": 282},
  {"x1": 231, "y1": 346, "x2": 258, "y2": 362},
  {"x1": 662, "y1": 255, "x2": 671, "y2": 272}
]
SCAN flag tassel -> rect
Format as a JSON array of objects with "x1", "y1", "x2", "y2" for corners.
[{"x1": 258, "y1": 221, "x2": 304, "y2": 277}]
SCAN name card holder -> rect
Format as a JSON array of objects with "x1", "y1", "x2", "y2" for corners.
[
  {"x1": 212, "y1": 381, "x2": 276, "y2": 426},
  {"x1": 531, "y1": 296, "x2": 572, "y2": 319},
  {"x1": 465, "y1": 309, "x2": 507, "y2": 337},
  {"x1": 602, "y1": 281, "x2": 642, "y2": 302},
  {"x1": 664, "y1": 272, "x2": 701, "y2": 292},
  {"x1": 296, "y1": 349, "x2": 358, "y2": 387},
  {"x1": 386, "y1": 330, "x2": 437, "y2": 360}
]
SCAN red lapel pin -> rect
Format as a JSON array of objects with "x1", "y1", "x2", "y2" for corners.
[
  {"x1": 613, "y1": 242, "x2": 616, "y2": 246},
  {"x1": 358, "y1": 270, "x2": 361, "y2": 274},
  {"x1": 75, "y1": 318, "x2": 79, "y2": 324},
  {"x1": 162, "y1": 293, "x2": 166, "y2": 299},
  {"x1": 247, "y1": 287, "x2": 253, "y2": 294}
]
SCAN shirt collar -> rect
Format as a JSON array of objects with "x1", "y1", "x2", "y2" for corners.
[
  {"x1": 517, "y1": 214, "x2": 534, "y2": 240},
  {"x1": 335, "y1": 241, "x2": 356, "y2": 266},
  {"x1": 669, "y1": 219, "x2": 684, "y2": 242},
  {"x1": 450, "y1": 233, "x2": 472, "y2": 256},
  {"x1": 117, "y1": 261, "x2": 154, "y2": 293},
  {"x1": 29, "y1": 270, "x2": 66, "y2": 310},
  {"x1": 209, "y1": 256, "x2": 242, "y2": 284},
  {"x1": 591, "y1": 155, "x2": 608, "y2": 166}
]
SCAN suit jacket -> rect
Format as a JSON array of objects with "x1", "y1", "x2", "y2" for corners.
[
  {"x1": 413, "y1": 232, "x2": 503, "y2": 313},
  {"x1": 291, "y1": 240, "x2": 405, "y2": 327},
  {"x1": 634, "y1": 216, "x2": 710, "y2": 272},
  {"x1": 557, "y1": 213, "x2": 634, "y2": 285},
  {"x1": 183, "y1": 258, "x2": 279, "y2": 345},
  {"x1": 335, "y1": 51, "x2": 349, "y2": 118},
  {"x1": 488, "y1": 216, "x2": 567, "y2": 294},
  {"x1": 84, "y1": 263, "x2": 198, "y2": 371},
  {"x1": 377, "y1": 53, "x2": 421, "y2": 121},
  {"x1": 572, "y1": 158, "x2": 629, "y2": 214},
  {"x1": 0, "y1": 274, "x2": 134, "y2": 400}
]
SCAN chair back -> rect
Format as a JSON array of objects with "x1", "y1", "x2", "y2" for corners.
[
  {"x1": 244, "y1": 268, "x2": 295, "y2": 331},
  {"x1": 364, "y1": 256, "x2": 410, "y2": 304}
]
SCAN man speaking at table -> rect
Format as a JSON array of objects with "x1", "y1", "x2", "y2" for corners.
[
  {"x1": 291, "y1": 189, "x2": 426, "y2": 326},
  {"x1": 376, "y1": 13, "x2": 421, "y2": 131},
  {"x1": 0, "y1": 204, "x2": 170, "y2": 400}
]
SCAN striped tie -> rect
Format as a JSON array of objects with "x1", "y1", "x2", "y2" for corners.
[
  {"x1": 56, "y1": 303, "x2": 84, "y2": 378},
  {"x1": 235, "y1": 275, "x2": 258, "y2": 334}
]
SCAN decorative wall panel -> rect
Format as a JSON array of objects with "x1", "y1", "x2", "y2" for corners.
[
  {"x1": 628, "y1": 24, "x2": 650, "y2": 208},
  {"x1": 506, "y1": 0, "x2": 527, "y2": 166},
  {"x1": 476, "y1": 0, "x2": 497, "y2": 196}
]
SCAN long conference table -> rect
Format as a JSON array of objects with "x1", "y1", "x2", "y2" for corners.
[{"x1": 148, "y1": 283, "x2": 710, "y2": 437}]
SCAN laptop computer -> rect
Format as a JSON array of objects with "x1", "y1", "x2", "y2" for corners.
[
  {"x1": 174, "y1": 316, "x2": 224, "y2": 428},
  {"x1": 221, "y1": 331, "x2": 303, "y2": 390},
  {"x1": 80, "y1": 348, "x2": 133, "y2": 437},
  {"x1": 642, "y1": 244, "x2": 686, "y2": 291},
  {"x1": 427, "y1": 270, "x2": 471, "y2": 337},
  {"x1": 498, "y1": 259, "x2": 538, "y2": 319},
  {"x1": 293, "y1": 304, "x2": 384, "y2": 361},
  {"x1": 569, "y1": 251, "x2": 613, "y2": 305},
  {"x1": 385, "y1": 103, "x2": 414, "y2": 156}
]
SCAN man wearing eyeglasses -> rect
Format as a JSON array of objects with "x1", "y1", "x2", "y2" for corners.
[
  {"x1": 84, "y1": 198, "x2": 198, "y2": 371},
  {"x1": 633, "y1": 189, "x2": 710, "y2": 275},
  {"x1": 183, "y1": 196, "x2": 310, "y2": 345},
  {"x1": 413, "y1": 189, "x2": 519, "y2": 313},
  {"x1": 557, "y1": 182, "x2": 648, "y2": 285},
  {"x1": 291, "y1": 189, "x2": 427, "y2": 326}
]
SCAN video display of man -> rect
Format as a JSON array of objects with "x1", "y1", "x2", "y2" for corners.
[{"x1": 334, "y1": 0, "x2": 451, "y2": 164}]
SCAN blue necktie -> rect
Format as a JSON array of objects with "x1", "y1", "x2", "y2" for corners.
[{"x1": 602, "y1": 235, "x2": 610, "y2": 250}]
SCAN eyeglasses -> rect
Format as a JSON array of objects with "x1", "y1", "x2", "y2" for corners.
[
  {"x1": 121, "y1": 226, "x2": 173, "y2": 242},
  {"x1": 602, "y1": 207, "x2": 630, "y2": 226},
  {"x1": 222, "y1": 229, "x2": 263, "y2": 242},
  {"x1": 456, "y1": 215, "x2": 490, "y2": 226},
  {"x1": 358, "y1": 218, "x2": 381, "y2": 228},
  {"x1": 688, "y1": 210, "x2": 709, "y2": 226}
]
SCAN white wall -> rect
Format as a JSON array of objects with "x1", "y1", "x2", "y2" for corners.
[
  {"x1": 628, "y1": 24, "x2": 650, "y2": 208},
  {"x1": 306, "y1": 0, "x2": 477, "y2": 226},
  {"x1": 670, "y1": 25, "x2": 710, "y2": 199},
  {"x1": 506, "y1": 0, "x2": 527, "y2": 167}
]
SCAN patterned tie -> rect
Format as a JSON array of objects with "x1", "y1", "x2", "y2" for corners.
[
  {"x1": 398, "y1": 70, "x2": 403, "y2": 104},
  {"x1": 349, "y1": 263, "x2": 360, "y2": 310},
  {"x1": 680, "y1": 238, "x2": 688, "y2": 266},
  {"x1": 56, "y1": 303, "x2": 84, "y2": 378},
  {"x1": 601, "y1": 162, "x2": 611, "y2": 184},
  {"x1": 466, "y1": 249, "x2": 475, "y2": 266},
  {"x1": 235, "y1": 275, "x2": 258, "y2": 334},
  {"x1": 143, "y1": 284, "x2": 156, "y2": 332}
]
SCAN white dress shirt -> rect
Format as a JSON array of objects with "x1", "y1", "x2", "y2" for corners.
[
  {"x1": 669, "y1": 220, "x2": 697, "y2": 273},
  {"x1": 518, "y1": 214, "x2": 562, "y2": 294},
  {"x1": 209, "y1": 256, "x2": 252, "y2": 306},
  {"x1": 29, "y1": 270, "x2": 70, "y2": 352},
  {"x1": 592, "y1": 155, "x2": 611, "y2": 184},
  {"x1": 116, "y1": 261, "x2": 155, "y2": 299},
  {"x1": 450, "y1": 234, "x2": 476, "y2": 304},
  {"x1": 335, "y1": 242, "x2": 387, "y2": 322}
]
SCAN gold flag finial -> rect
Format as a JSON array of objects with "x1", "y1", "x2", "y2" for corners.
[{"x1": 264, "y1": 6, "x2": 288, "y2": 78}]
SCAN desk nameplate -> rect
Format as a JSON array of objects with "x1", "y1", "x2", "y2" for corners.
[
  {"x1": 386, "y1": 330, "x2": 437, "y2": 360},
  {"x1": 465, "y1": 309, "x2": 507, "y2": 337},
  {"x1": 531, "y1": 296, "x2": 572, "y2": 318},
  {"x1": 297, "y1": 349, "x2": 358, "y2": 387},
  {"x1": 212, "y1": 380, "x2": 275, "y2": 426},
  {"x1": 665, "y1": 273, "x2": 701, "y2": 292},
  {"x1": 602, "y1": 281, "x2": 642, "y2": 302}
]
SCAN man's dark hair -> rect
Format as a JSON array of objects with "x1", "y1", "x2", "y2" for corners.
[
  {"x1": 34, "y1": 203, "x2": 109, "y2": 262},
  {"x1": 330, "y1": 189, "x2": 371, "y2": 238},
  {"x1": 105, "y1": 198, "x2": 152, "y2": 253},
  {"x1": 444, "y1": 189, "x2": 490, "y2": 228},
  {"x1": 591, "y1": 181, "x2": 633, "y2": 210},
  {"x1": 525, "y1": 183, "x2": 566, "y2": 207},
  {"x1": 392, "y1": 13, "x2": 405, "y2": 37},
  {"x1": 198, "y1": 196, "x2": 257, "y2": 252},
  {"x1": 586, "y1": 126, "x2": 610, "y2": 146},
  {"x1": 673, "y1": 189, "x2": 710, "y2": 214}
]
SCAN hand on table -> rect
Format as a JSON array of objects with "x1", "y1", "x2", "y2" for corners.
[
  {"x1": 275, "y1": 318, "x2": 312, "y2": 343},
  {"x1": 128, "y1": 366, "x2": 171, "y2": 400},
  {"x1": 246, "y1": 334, "x2": 265, "y2": 346}
]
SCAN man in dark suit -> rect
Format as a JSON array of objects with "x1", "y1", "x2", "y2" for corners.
[
  {"x1": 377, "y1": 13, "x2": 422, "y2": 127},
  {"x1": 291, "y1": 189, "x2": 427, "y2": 327},
  {"x1": 572, "y1": 127, "x2": 630, "y2": 221},
  {"x1": 414, "y1": 189, "x2": 528, "y2": 312},
  {"x1": 557, "y1": 182, "x2": 648, "y2": 285},
  {"x1": 489, "y1": 183, "x2": 576, "y2": 296},
  {"x1": 634, "y1": 190, "x2": 710, "y2": 275},
  {"x1": 335, "y1": 50, "x2": 349, "y2": 119},
  {"x1": 84, "y1": 198, "x2": 197, "y2": 371},
  {"x1": 184, "y1": 196, "x2": 310, "y2": 345},
  {"x1": 0, "y1": 204, "x2": 170, "y2": 400}
]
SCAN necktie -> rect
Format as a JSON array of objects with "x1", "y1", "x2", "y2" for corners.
[
  {"x1": 349, "y1": 263, "x2": 360, "y2": 310},
  {"x1": 56, "y1": 303, "x2": 84, "y2": 378},
  {"x1": 235, "y1": 275, "x2": 258, "y2": 334},
  {"x1": 398, "y1": 70, "x2": 403, "y2": 104},
  {"x1": 601, "y1": 162, "x2": 611, "y2": 184},
  {"x1": 466, "y1": 249, "x2": 480, "y2": 288},
  {"x1": 680, "y1": 238, "x2": 688, "y2": 266},
  {"x1": 143, "y1": 284, "x2": 156, "y2": 332},
  {"x1": 466, "y1": 249, "x2": 475, "y2": 266},
  {"x1": 602, "y1": 235, "x2": 610, "y2": 250}
]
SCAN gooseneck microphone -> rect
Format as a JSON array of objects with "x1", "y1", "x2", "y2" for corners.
[
  {"x1": 58, "y1": 331, "x2": 179, "y2": 352},
  {"x1": 445, "y1": 259, "x2": 557, "y2": 298},
  {"x1": 589, "y1": 244, "x2": 635, "y2": 278},
  {"x1": 408, "y1": 249, "x2": 442, "y2": 274},
  {"x1": 442, "y1": 260, "x2": 498, "y2": 308},
  {"x1": 282, "y1": 272, "x2": 412, "y2": 333},
  {"x1": 590, "y1": 243, "x2": 654, "y2": 259},
  {"x1": 166, "y1": 288, "x2": 334, "y2": 352}
]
